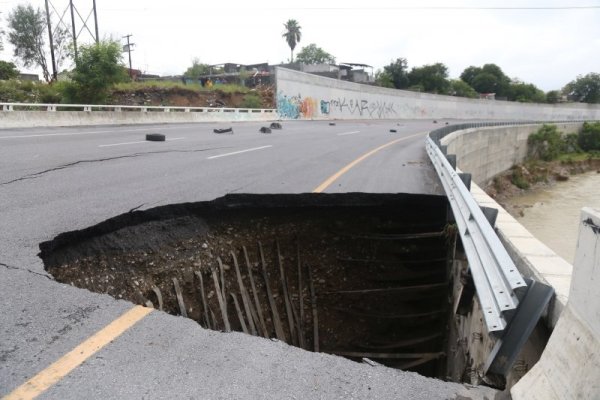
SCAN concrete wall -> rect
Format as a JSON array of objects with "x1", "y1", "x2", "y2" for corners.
[
  {"x1": 444, "y1": 123, "x2": 583, "y2": 186},
  {"x1": 0, "y1": 109, "x2": 276, "y2": 128},
  {"x1": 276, "y1": 67, "x2": 600, "y2": 121},
  {"x1": 511, "y1": 208, "x2": 600, "y2": 400}
]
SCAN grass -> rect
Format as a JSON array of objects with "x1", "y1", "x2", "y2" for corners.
[{"x1": 558, "y1": 152, "x2": 600, "y2": 162}]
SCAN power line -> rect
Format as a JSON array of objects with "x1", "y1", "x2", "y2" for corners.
[{"x1": 269, "y1": 6, "x2": 600, "y2": 10}]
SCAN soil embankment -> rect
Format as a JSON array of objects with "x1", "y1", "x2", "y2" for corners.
[
  {"x1": 485, "y1": 158, "x2": 600, "y2": 217},
  {"x1": 109, "y1": 85, "x2": 275, "y2": 109}
]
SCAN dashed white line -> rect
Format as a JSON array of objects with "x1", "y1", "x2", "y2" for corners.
[
  {"x1": 207, "y1": 145, "x2": 272, "y2": 160},
  {"x1": 336, "y1": 131, "x2": 361, "y2": 136},
  {"x1": 99, "y1": 137, "x2": 185, "y2": 147}
]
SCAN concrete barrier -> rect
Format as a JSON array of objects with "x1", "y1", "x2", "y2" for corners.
[
  {"x1": 0, "y1": 106, "x2": 277, "y2": 128},
  {"x1": 510, "y1": 207, "x2": 600, "y2": 400},
  {"x1": 276, "y1": 67, "x2": 600, "y2": 121}
]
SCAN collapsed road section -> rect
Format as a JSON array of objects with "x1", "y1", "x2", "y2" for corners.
[{"x1": 39, "y1": 193, "x2": 479, "y2": 381}]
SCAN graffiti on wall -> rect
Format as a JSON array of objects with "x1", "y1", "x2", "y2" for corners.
[{"x1": 277, "y1": 91, "x2": 398, "y2": 119}]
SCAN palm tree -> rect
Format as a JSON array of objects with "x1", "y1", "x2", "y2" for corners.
[{"x1": 282, "y1": 19, "x2": 302, "y2": 63}]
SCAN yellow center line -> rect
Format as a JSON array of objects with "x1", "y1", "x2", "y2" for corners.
[
  {"x1": 3, "y1": 305, "x2": 152, "y2": 400},
  {"x1": 312, "y1": 131, "x2": 426, "y2": 193}
]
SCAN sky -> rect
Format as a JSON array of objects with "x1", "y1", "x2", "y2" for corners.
[{"x1": 0, "y1": 0, "x2": 599, "y2": 91}]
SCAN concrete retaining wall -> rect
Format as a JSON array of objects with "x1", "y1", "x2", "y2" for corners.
[
  {"x1": 511, "y1": 208, "x2": 600, "y2": 400},
  {"x1": 276, "y1": 67, "x2": 600, "y2": 121},
  {"x1": 444, "y1": 123, "x2": 583, "y2": 186},
  {"x1": 0, "y1": 109, "x2": 276, "y2": 128}
]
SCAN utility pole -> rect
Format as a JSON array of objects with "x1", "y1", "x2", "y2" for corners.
[
  {"x1": 123, "y1": 34, "x2": 134, "y2": 79},
  {"x1": 92, "y1": 0, "x2": 99, "y2": 43},
  {"x1": 70, "y1": 0, "x2": 78, "y2": 62},
  {"x1": 45, "y1": 0, "x2": 58, "y2": 81}
]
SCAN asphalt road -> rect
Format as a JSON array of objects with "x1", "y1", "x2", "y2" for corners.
[{"x1": 0, "y1": 119, "x2": 497, "y2": 399}]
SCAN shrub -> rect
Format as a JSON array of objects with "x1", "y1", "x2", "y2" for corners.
[
  {"x1": 511, "y1": 168, "x2": 530, "y2": 189},
  {"x1": 0, "y1": 79, "x2": 62, "y2": 103},
  {"x1": 578, "y1": 121, "x2": 600, "y2": 151},
  {"x1": 239, "y1": 94, "x2": 262, "y2": 109},
  {"x1": 527, "y1": 124, "x2": 565, "y2": 161}
]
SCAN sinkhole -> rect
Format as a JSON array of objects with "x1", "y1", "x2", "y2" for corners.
[{"x1": 40, "y1": 193, "x2": 457, "y2": 378}]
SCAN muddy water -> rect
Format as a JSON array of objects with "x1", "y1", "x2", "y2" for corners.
[{"x1": 504, "y1": 171, "x2": 600, "y2": 264}]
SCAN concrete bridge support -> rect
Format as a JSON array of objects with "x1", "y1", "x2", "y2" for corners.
[{"x1": 511, "y1": 207, "x2": 600, "y2": 399}]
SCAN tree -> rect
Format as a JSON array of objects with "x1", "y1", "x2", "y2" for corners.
[
  {"x1": 449, "y1": 79, "x2": 478, "y2": 98},
  {"x1": 0, "y1": 60, "x2": 19, "y2": 80},
  {"x1": 282, "y1": 19, "x2": 301, "y2": 63},
  {"x1": 64, "y1": 40, "x2": 128, "y2": 104},
  {"x1": 7, "y1": 4, "x2": 70, "y2": 82},
  {"x1": 408, "y1": 63, "x2": 450, "y2": 94},
  {"x1": 183, "y1": 58, "x2": 210, "y2": 80},
  {"x1": 508, "y1": 81, "x2": 546, "y2": 103},
  {"x1": 295, "y1": 43, "x2": 335, "y2": 65},
  {"x1": 546, "y1": 90, "x2": 561, "y2": 104},
  {"x1": 563, "y1": 73, "x2": 600, "y2": 103},
  {"x1": 375, "y1": 69, "x2": 394, "y2": 88},
  {"x1": 459, "y1": 63, "x2": 510, "y2": 97},
  {"x1": 383, "y1": 58, "x2": 410, "y2": 89},
  {"x1": 459, "y1": 66, "x2": 481, "y2": 87}
]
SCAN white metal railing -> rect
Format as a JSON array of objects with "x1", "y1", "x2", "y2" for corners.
[{"x1": 0, "y1": 102, "x2": 276, "y2": 114}]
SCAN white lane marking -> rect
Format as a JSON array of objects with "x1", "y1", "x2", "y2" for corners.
[
  {"x1": 207, "y1": 145, "x2": 272, "y2": 160},
  {"x1": 336, "y1": 131, "x2": 361, "y2": 136},
  {"x1": 0, "y1": 125, "x2": 189, "y2": 140},
  {"x1": 99, "y1": 137, "x2": 185, "y2": 147}
]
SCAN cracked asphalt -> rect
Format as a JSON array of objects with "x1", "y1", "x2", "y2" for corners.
[{"x1": 0, "y1": 119, "x2": 499, "y2": 399}]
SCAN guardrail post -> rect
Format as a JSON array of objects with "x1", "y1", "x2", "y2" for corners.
[
  {"x1": 480, "y1": 206, "x2": 499, "y2": 227},
  {"x1": 84, "y1": 106, "x2": 92, "y2": 112},
  {"x1": 458, "y1": 173, "x2": 472, "y2": 190},
  {"x1": 446, "y1": 154, "x2": 457, "y2": 170}
]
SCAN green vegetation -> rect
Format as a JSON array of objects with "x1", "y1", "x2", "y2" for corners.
[
  {"x1": 511, "y1": 167, "x2": 530, "y2": 189},
  {"x1": 380, "y1": 58, "x2": 410, "y2": 89},
  {"x1": 183, "y1": 58, "x2": 210, "y2": 80},
  {"x1": 407, "y1": 63, "x2": 449, "y2": 94},
  {"x1": 563, "y1": 73, "x2": 600, "y2": 104},
  {"x1": 0, "y1": 60, "x2": 19, "y2": 80},
  {"x1": 7, "y1": 4, "x2": 70, "y2": 82},
  {"x1": 239, "y1": 94, "x2": 262, "y2": 108},
  {"x1": 295, "y1": 43, "x2": 335, "y2": 65},
  {"x1": 62, "y1": 40, "x2": 129, "y2": 104},
  {"x1": 527, "y1": 123, "x2": 600, "y2": 163},
  {"x1": 449, "y1": 79, "x2": 478, "y2": 98},
  {"x1": 527, "y1": 124, "x2": 570, "y2": 161},
  {"x1": 460, "y1": 64, "x2": 510, "y2": 98},
  {"x1": 0, "y1": 79, "x2": 63, "y2": 103},
  {"x1": 578, "y1": 121, "x2": 600, "y2": 151},
  {"x1": 282, "y1": 19, "x2": 302, "y2": 62}
]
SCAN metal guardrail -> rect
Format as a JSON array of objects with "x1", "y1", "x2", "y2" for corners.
[
  {"x1": 426, "y1": 134, "x2": 526, "y2": 332},
  {"x1": 0, "y1": 102, "x2": 277, "y2": 114},
  {"x1": 424, "y1": 120, "x2": 589, "y2": 332}
]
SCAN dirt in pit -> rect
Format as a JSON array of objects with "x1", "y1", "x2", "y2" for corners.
[{"x1": 40, "y1": 194, "x2": 453, "y2": 377}]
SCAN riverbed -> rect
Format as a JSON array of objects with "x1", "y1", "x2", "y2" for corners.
[{"x1": 503, "y1": 171, "x2": 600, "y2": 264}]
